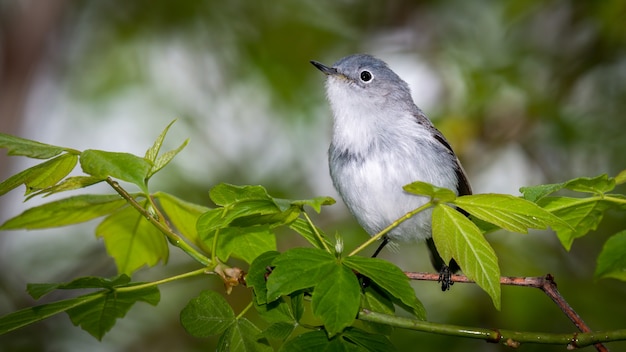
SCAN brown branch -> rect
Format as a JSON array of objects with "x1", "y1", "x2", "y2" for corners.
[{"x1": 405, "y1": 272, "x2": 608, "y2": 352}]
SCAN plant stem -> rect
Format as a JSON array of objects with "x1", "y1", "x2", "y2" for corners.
[
  {"x1": 303, "y1": 211, "x2": 331, "y2": 253},
  {"x1": 357, "y1": 310, "x2": 626, "y2": 348},
  {"x1": 106, "y1": 177, "x2": 212, "y2": 267},
  {"x1": 348, "y1": 202, "x2": 432, "y2": 257},
  {"x1": 115, "y1": 268, "x2": 209, "y2": 293}
]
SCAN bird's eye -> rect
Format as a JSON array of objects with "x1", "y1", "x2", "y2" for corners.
[{"x1": 360, "y1": 70, "x2": 373, "y2": 82}]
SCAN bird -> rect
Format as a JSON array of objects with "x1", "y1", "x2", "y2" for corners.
[{"x1": 311, "y1": 54, "x2": 472, "y2": 290}]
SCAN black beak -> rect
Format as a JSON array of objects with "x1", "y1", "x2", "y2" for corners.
[{"x1": 310, "y1": 60, "x2": 338, "y2": 75}]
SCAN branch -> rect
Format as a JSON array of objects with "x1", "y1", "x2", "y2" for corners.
[
  {"x1": 406, "y1": 272, "x2": 609, "y2": 351},
  {"x1": 358, "y1": 310, "x2": 626, "y2": 349},
  {"x1": 105, "y1": 177, "x2": 212, "y2": 267}
]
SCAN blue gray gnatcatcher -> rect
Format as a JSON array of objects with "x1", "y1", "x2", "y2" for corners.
[{"x1": 311, "y1": 54, "x2": 472, "y2": 290}]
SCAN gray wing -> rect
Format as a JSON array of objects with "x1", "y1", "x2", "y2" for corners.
[{"x1": 414, "y1": 111, "x2": 472, "y2": 196}]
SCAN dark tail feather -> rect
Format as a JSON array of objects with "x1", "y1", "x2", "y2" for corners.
[{"x1": 426, "y1": 237, "x2": 459, "y2": 291}]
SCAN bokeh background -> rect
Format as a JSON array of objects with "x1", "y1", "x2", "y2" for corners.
[{"x1": 1, "y1": 1, "x2": 625, "y2": 351}]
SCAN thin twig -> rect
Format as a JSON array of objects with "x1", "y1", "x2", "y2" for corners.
[
  {"x1": 405, "y1": 272, "x2": 609, "y2": 351},
  {"x1": 105, "y1": 177, "x2": 212, "y2": 267}
]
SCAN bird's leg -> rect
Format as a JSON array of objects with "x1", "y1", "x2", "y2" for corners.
[
  {"x1": 438, "y1": 264, "x2": 454, "y2": 291},
  {"x1": 371, "y1": 236, "x2": 390, "y2": 258}
]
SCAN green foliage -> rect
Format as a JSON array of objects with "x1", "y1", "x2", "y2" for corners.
[{"x1": 0, "y1": 122, "x2": 625, "y2": 350}]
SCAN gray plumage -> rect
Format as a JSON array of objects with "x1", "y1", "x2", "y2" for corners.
[{"x1": 311, "y1": 54, "x2": 471, "y2": 273}]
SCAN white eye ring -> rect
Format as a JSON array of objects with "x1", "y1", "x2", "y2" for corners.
[{"x1": 360, "y1": 70, "x2": 373, "y2": 82}]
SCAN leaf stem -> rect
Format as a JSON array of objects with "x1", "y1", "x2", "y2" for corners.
[
  {"x1": 357, "y1": 310, "x2": 626, "y2": 348},
  {"x1": 115, "y1": 268, "x2": 209, "y2": 293},
  {"x1": 236, "y1": 301, "x2": 254, "y2": 319},
  {"x1": 105, "y1": 177, "x2": 212, "y2": 267},
  {"x1": 302, "y1": 211, "x2": 331, "y2": 253},
  {"x1": 348, "y1": 202, "x2": 433, "y2": 257}
]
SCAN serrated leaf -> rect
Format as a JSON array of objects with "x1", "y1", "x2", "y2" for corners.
[
  {"x1": 453, "y1": 194, "x2": 569, "y2": 234},
  {"x1": 148, "y1": 138, "x2": 188, "y2": 179},
  {"x1": 197, "y1": 200, "x2": 280, "y2": 236},
  {"x1": 403, "y1": 181, "x2": 457, "y2": 202},
  {"x1": 266, "y1": 248, "x2": 336, "y2": 302},
  {"x1": 180, "y1": 290, "x2": 235, "y2": 337},
  {"x1": 279, "y1": 330, "x2": 331, "y2": 352},
  {"x1": 248, "y1": 251, "x2": 280, "y2": 305},
  {"x1": 343, "y1": 256, "x2": 425, "y2": 320},
  {"x1": 537, "y1": 196, "x2": 613, "y2": 250},
  {"x1": 615, "y1": 169, "x2": 626, "y2": 185},
  {"x1": 564, "y1": 174, "x2": 615, "y2": 195},
  {"x1": 342, "y1": 327, "x2": 396, "y2": 352},
  {"x1": 217, "y1": 318, "x2": 272, "y2": 352},
  {"x1": 288, "y1": 196, "x2": 336, "y2": 213},
  {"x1": 0, "y1": 194, "x2": 126, "y2": 230},
  {"x1": 96, "y1": 204, "x2": 169, "y2": 275},
  {"x1": 153, "y1": 192, "x2": 210, "y2": 253},
  {"x1": 361, "y1": 286, "x2": 395, "y2": 336},
  {"x1": 26, "y1": 175, "x2": 104, "y2": 199},
  {"x1": 67, "y1": 286, "x2": 160, "y2": 340},
  {"x1": 214, "y1": 226, "x2": 276, "y2": 264},
  {"x1": 80, "y1": 149, "x2": 151, "y2": 192},
  {"x1": 595, "y1": 230, "x2": 626, "y2": 281},
  {"x1": 432, "y1": 204, "x2": 501, "y2": 310},
  {"x1": 0, "y1": 132, "x2": 72, "y2": 159},
  {"x1": 519, "y1": 183, "x2": 566, "y2": 202},
  {"x1": 27, "y1": 275, "x2": 131, "y2": 299},
  {"x1": 288, "y1": 218, "x2": 332, "y2": 250},
  {"x1": 209, "y1": 183, "x2": 272, "y2": 206},
  {"x1": 311, "y1": 264, "x2": 361, "y2": 336},
  {"x1": 259, "y1": 322, "x2": 296, "y2": 341},
  {"x1": 0, "y1": 153, "x2": 78, "y2": 197},
  {"x1": 144, "y1": 119, "x2": 177, "y2": 162},
  {"x1": 24, "y1": 153, "x2": 78, "y2": 195},
  {"x1": 0, "y1": 293, "x2": 102, "y2": 336}
]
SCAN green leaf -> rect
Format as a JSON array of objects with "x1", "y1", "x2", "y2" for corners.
[
  {"x1": 197, "y1": 201, "x2": 280, "y2": 236},
  {"x1": 153, "y1": 192, "x2": 210, "y2": 253},
  {"x1": 214, "y1": 226, "x2": 277, "y2": 264},
  {"x1": 248, "y1": 251, "x2": 280, "y2": 305},
  {"x1": 27, "y1": 275, "x2": 131, "y2": 299},
  {"x1": 288, "y1": 218, "x2": 332, "y2": 250},
  {"x1": 311, "y1": 263, "x2": 361, "y2": 336},
  {"x1": 80, "y1": 149, "x2": 151, "y2": 192},
  {"x1": 520, "y1": 174, "x2": 617, "y2": 202},
  {"x1": 209, "y1": 183, "x2": 273, "y2": 206},
  {"x1": 0, "y1": 132, "x2": 72, "y2": 159},
  {"x1": 342, "y1": 327, "x2": 396, "y2": 352},
  {"x1": 0, "y1": 194, "x2": 126, "y2": 230},
  {"x1": 361, "y1": 286, "x2": 395, "y2": 336},
  {"x1": 266, "y1": 248, "x2": 336, "y2": 301},
  {"x1": 280, "y1": 331, "x2": 333, "y2": 352},
  {"x1": 287, "y1": 196, "x2": 336, "y2": 213},
  {"x1": 0, "y1": 284, "x2": 160, "y2": 339},
  {"x1": 145, "y1": 120, "x2": 188, "y2": 179},
  {"x1": 67, "y1": 286, "x2": 160, "y2": 340},
  {"x1": 144, "y1": 119, "x2": 176, "y2": 163},
  {"x1": 217, "y1": 318, "x2": 272, "y2": 352},
  {"x1": 537, "y1": 196, "x2": 613, "y2": 250},
  {"x1": 595, "y1": 230, "x2": 626, "y2": 281},
  {"x1": 615, "y1": 169, "x2": 626, "y2": 185},
  {"x1": 96, "y1": 204, "x2": 169, "y2": 275},
  {"x1": 26, "y1": 175, "x2": 104, "y2": 199},
  {"x1": 519, "y1": 183, "x2": 566, "y2": 203},
  {"x1": 180, "y1": 290, "x2": 235, "y2": 337},
  {"x1": 148, "y1": 139, "x2": 189, "y2": 179},
  {"x1": 432, "y1": 204, "x2": 501, "y2": 310},
  {"x1": 0, "y1": 293, "x2": 102, "y2": 336},
  {"x1": 259, "y1": 322, "x2": 297, "y2": 341},
  {"x1": 0, "y1": 153, "x2": 78, "y2": 197},
  {"x1": 343, "y1": 256, "x2": 425, "y2": 320},
  {"x1": 453, "y1": 194, "x2": 569, "y2": 234},
  {"x1": 403, "y1": 181, "x2": 457, "y2": 202}
]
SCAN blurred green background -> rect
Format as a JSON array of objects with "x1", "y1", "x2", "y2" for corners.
[{"x1": 1, "y1": 0, "x2": 625, "y2": 351}]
